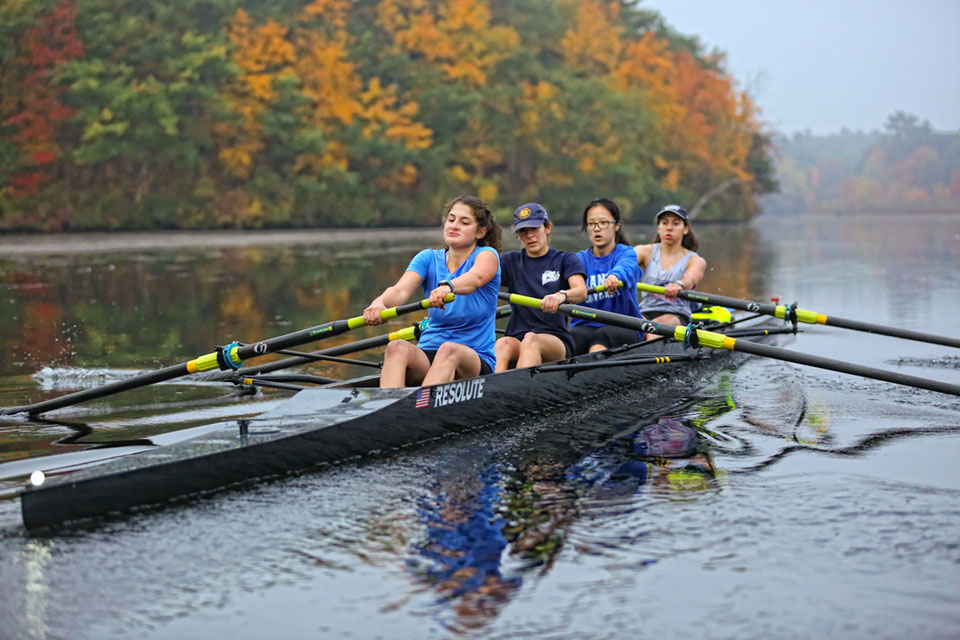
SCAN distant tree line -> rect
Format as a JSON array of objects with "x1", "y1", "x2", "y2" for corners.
[
  {"x1": 0, "y1": 0, "x2": 777, "y2": 231},
  {"x1": 763, "y1": 112, "x2": 960, "y2": 215}
]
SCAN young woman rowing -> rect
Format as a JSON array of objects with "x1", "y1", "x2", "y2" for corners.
[
  {"x1": 570, "y1": 197, "x2": 644, "y2": 354},
  {"x1": 634, "y1": 204, "x2": 706, "y2": 337},
  {"x1": 495, "y1": 203, "x2": 587, "y2": 371},
  {"x1": 363, "y1": 195, "x2": 502, "y2": 387}
]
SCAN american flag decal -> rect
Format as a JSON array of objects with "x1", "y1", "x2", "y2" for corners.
[{"x1": 414, "y1": 387, "x2": 431, "y2": 409}]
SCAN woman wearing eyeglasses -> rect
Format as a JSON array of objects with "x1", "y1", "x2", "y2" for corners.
[
  {"x1": 634, "y1": 204, "x2": 706, "y2": 336},
  {"x1": 570, "y1": 198, "x2": 644, "y2": 354}
]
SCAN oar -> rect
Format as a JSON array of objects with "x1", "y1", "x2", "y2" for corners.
[
  {"x1": 202, "y1": 304, "x2": 514, "y2": 381},
  {"x1": 500, "y1": 292, "x2": 960, "y2": 397},
  {"x1": 1, "y1": 295, "x2": 453, "y2": 417},
  {"x1": 638, "y1": 283, "x2": 960, "y2": 349}
]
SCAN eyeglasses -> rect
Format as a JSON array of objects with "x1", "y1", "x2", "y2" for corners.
[{"x1": 586, "y1": 220, "x2": 615, "y2": 230}]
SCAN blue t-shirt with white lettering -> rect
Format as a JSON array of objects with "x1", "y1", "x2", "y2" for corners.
[
  {"x1": 500, "y1": 248, "x2": 586, "y2": 354},
  {"x1": 571, "y1": 244, "x2": 643, "y2": 340},
  {"x1": 407, "y1": 246, "x2": 500, "y2": 371}
]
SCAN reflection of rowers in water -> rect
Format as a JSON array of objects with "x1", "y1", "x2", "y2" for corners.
[
  {"x1": 408, "y1": 466, "x2": 522, "y2": 633},
  {"x1": 405, "y1": 409, "x2": 724, "y2": 631},
  {"x1": 566, "y1": 417, "x2": 718, "y2": 499}
]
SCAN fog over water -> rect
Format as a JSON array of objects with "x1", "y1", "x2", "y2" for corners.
[{"x1": 644, "y1": 0, "x2": 960, "y2": 134}]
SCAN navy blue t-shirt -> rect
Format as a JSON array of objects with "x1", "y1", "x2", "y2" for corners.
[{"x1": 501, "y1": 248, "x2": 586, "y2": 354}]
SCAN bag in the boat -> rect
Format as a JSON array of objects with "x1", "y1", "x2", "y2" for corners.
[{"x1": 632, "y1": 418, "x2": 702, "y2": 458}]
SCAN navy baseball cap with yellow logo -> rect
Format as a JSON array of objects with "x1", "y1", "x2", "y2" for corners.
[{"x1": 513, "y1": 203, "x2": 549, "y2": 231}]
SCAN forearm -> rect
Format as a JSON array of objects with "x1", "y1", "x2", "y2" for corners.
[
  {"x1": 444, "y1": 273, "x2": 480, "y2": 295},
  {"x1": 372, "y1": 285, "x2": 410, "y2": 308},
  {"x1": 565, "y1": 280, "x2": 588, "y2": 303},
  {"x1": 679, "y1": 258, "x2": 706, "y2": 289},
  {"x1": 444, "y1": 252, "x2": 497, "y2": 295}
]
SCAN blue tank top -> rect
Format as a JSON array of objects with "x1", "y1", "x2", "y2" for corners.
[
  {"x1": 571, "y1": 244, "x2": 643, "y2": 333},
  {"x1": 500, "y1": 248, "x2": 586, "y2": 354},
  {"x1": 407, "y1": 246, "x2": 501, "y2": 370},
  {"x1": 639, "y1": 243, "x2": 698, "y2": 319}
]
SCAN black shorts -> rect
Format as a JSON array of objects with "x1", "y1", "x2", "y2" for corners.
[
  {"x1": 641, "y1": 309, "x2": 692, "y2": 325},
  {"x1": 571, "y1": 324, "x2": 643, "y2": 355},
  {"x1": 422, "y1": 349, "x2": 493, "y2": 375}
]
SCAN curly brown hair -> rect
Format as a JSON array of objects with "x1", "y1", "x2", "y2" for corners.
[{"x1": 442, "y1": 195, "x2": 502, "y2": 253}]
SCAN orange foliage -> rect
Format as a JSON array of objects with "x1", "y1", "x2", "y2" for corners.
[
  {"x1": 377, "y1": 0, "x2": 519, "y2": 87},
  {"x1": 218, "y1": 10, "x2": 297, "y2": 178},
  {"x1": 359, "y1": 78, "x2": 432, "y2": 150},
  {"x1": 614, "y1": 29, "x2": 756, "y2": 192},
  {"x1": 292, "y1": 1, "x2": 434, "y2": 179},
  {"x1": 560, "y1": 0, "x2": 623, "y2": 75}
]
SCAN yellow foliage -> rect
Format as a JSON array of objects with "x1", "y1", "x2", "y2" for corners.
[
  {"x1": 359, "y1": 78, "x2": 433, "y2": 150},
  {"x1": 477, "y1": 182, "x2": 498, "y2": 204},
  {"x1": 375, "y1": 163, "x2": 420, "y2": 192},
  {"x1": 561, "y1": 0, "x2": 623, "y2": 75},
  {"x1": 218, "y1": 9, "x2": 301, "y2": 175},
  {"x1": 448, "y1": 165, "x2": 470, "y2": 182},
  {"x1": 377, "y1": 0, "x2": 519, "y2": 87},
  {"x1": 301, "y1": 0, "x2": 350, "y2": 28},
  {"x1": 661, "y1": 168, "x2": 680, "y2": 191}
]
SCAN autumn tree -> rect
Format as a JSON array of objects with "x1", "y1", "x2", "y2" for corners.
[{"x1": 2, "y1": 0, "x2": 83, "y2": 230}]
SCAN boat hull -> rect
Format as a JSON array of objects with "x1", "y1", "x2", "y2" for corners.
[{"x1": 19, "y1": 316, "x2": 787, "y2": 530}]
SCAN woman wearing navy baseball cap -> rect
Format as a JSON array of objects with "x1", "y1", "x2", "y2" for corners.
[{"x1": 495, "y1": 202, "x2": 587, "y2": 371}]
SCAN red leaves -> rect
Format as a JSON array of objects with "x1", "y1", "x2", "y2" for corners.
[{"x1": 5, "y1": 1, "x2": 84, "y2": 195}]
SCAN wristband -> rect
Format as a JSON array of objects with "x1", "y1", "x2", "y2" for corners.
[{"x1": 438, "y1": 279, "x2": 454, "y2": 294}]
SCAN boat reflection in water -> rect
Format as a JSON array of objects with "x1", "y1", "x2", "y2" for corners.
[{"x1": 405, "y1": 394, "x2": 737, "y2": 632}]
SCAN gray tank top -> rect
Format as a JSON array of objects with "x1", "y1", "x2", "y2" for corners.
[{"x1": 639, "y1": 243, "x2": 698, "y2": 320}]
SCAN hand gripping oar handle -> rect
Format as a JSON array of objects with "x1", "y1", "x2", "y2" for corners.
[
  {"x1": 637, "y1": 283, "x2": 960, "y2": 349},
  {"x1": 2, "y1": 295, "x2": 454, "y2": 417},
  {"x1": 500, "y1": 292, "x2": 960, "y2": 398},
  {"x1": 202, "y1": 304, "x2": 513, "y2": 381}
]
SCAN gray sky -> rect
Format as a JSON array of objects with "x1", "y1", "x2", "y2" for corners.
[{"x1": 642, "y1": 0, "x2": 960, "y2": 135}]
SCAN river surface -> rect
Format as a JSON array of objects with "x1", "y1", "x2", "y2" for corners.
[{"x1": 0, "y1": 214, "x2": 959, "y2": 639}]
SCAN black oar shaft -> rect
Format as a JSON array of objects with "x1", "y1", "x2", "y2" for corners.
[
  {"x1": 2, "y1": 363, "x2": 193, "y2": 416},
  {"x1": 500, "y1": 292, "x2": 960, "y2": 398},
  {"x1": 728, "y1": 339, "x2": 960, "y2": 396},
  {"x1": 640, "y1": 283, "x2": 960, "y2": 349},
  {"x1": 820, "y1": 316, "x2": 960, "y2": 348},
  {"x1": 3, "y1": 297, "x2": 447, "y2": 417},
  {"x1": 203, "y1": 305, "x2": 513, "y2": 381},
  {"x1": 202, "y1": 332, "x2": 405, "y2": 381}
]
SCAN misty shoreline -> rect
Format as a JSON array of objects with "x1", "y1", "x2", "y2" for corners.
[
  {"x1": 0, "y1": 228, "x2": 439, "y2": 256},
  {"x1": 1, "y1": 212, "x2": 956, "y2": 256}
]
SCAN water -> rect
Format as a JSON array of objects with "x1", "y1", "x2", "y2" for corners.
[{"x1": 1, "y1": 215, "x2": 959, "y2": 639}]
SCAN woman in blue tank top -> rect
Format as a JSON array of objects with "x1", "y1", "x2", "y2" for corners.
[
  {"x1": 570, "y1": 198, "x2": 645, "y2": 354},
  {"x1": 363, "y1": 196, "x2": 502, "y2": 387},
  {"x1": 634, "y1": 204, "x2": 707, "y2": 337}
]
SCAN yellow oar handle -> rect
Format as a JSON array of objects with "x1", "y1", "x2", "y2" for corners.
[
  {"x1": 346, "y1": 293, "x2": 454, "y2": 329},
  {"x1": 188, "y1": 294, "x2": 454, "y2": 373},
  {"x1": 505, "y1": 291, "x2": 736, "y2": 350},
  {"x1": 637, "y1": 282, "x2": 827, "y2": 325},
  {"x1": 775, "y1": 306, "x2": 826, "y2": 325},
  {"x1": 504, "y1": 293, "x2": 543, "y2": 309},
  {"x1": 669, "y1": 325, "x2": 737, "y2": 350},
  {"x1": 589, "y1": 281, "x2": 624, "y2": 294},
  {"x1": 389, "y1": 325, "x2": 420, "y2": 342}
]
